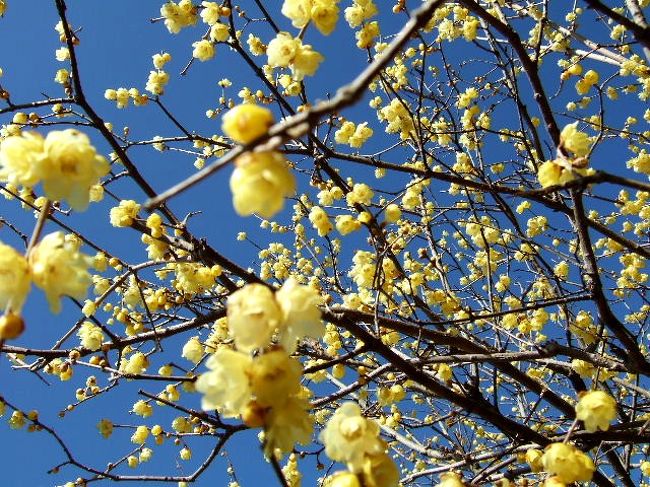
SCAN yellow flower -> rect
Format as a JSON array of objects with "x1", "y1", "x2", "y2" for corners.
[
  {"x1": 131, "y1": 425, "x2": 149, "y2": 444},
  {"x1": 250, "y1": 350, "x2": 302, "y2": 407},
  {"x1": 97, "y1": 419, "x2": 113, "y2": 438},
  {"x1": 200, "y1": 1, "x2": 220, "y2": 25},
  {"x1": 560, "y1": 122, "x2": 591, "y2": 157},
  {"x1": 319, "y1": 402, "x2": 385, "y2": 472},
  {"x1": 110, "y1": 199, "x2": 141, "y2": 227},
  {"x1": 267, "y1": 32, "x2": 301, "y2": 68},
  {"x1": 311, "y1": 0, "x2": 339, "y2": 35},
  {"x1": 309, "y1": 206, "x2": 333, "y2": 236},
  {"x1": 0, "y1": 131, "x2": 46, "y2": 187},
  {"x1": 326, "y1": 472, "x2": 362, "y2": 487},
  {"x1": 437, "y1": 472, "x2": 465, "y2": 486},
  {"x1": 275, "y1": 277, "x2": 324, "y2": 353},
  {"x1": 525, "y1": 448, "x2": 544, "y2": 472},
  {"x1": 222, "y1": 104, "x2": 274, "y2": 144},
  {"x1": 575, "y1": 390, "x2": 617, "y2": 432},
  {"x1": 192, "y1": 39, "x2": 215, "y2": 61},
  {"x1": 227, "y1": 283, "x2": 283, "y2": 352},
  {"x1": 537, "y1": 160, "x2": 575, "y2": 188},
  {"x1": 132, "y1": 400, "x2": 153, "y2": 418},
  {"x1": 0, "y1": 241, "x2": 31, "y2": 313},
  {"x1": 335, "y1": 214, "x2": 362, "y2": 235},
  {"x1": 230, "y1": 151, "x2": 296, "y2": 218},
  {"x1": 0, "y1": 313, "x2": 25, "y2": 340},
  {"x1": 362, "y1": 452, "x2": 399, "y2": 487},
  {"x1": 541, "y1": 443, "x2": 594, "y2": 484},
  {"x1": 264, "y1": 393, "x2": 313, "y2": 455},
  {"x1": 195, "y1": 348, "x2": 253, "y2": 415},
  {"x1": 161, "y1": 0, "x2": 198, "y2": 34},
  {"x1": 181, "y1": 336, "x2": 205, "y2": 364},
  {"x1": 281, "y1": 0, "x2": 312, "y2": 28},
  {"x1": 384, "y1": 204, "x2": 401, "y2": 223},
  {"x1": 292, "y1": 44, "x2": 324, "y2": 80},
  {"x1": 77, "y1": 321, "x2": 104, "y2": 351},
  {"x1": 40, "y1": 130, "x2": 110, "y2": 211},
  {"x1": 29, "y1": 232, "x2": 92, "y2": 314}
]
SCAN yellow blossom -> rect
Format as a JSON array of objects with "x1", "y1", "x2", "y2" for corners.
[
  {"x1": 541, "y1": 443, "x2": 594, "y2": 484},
  {"x1": 131, "y1": 425, "x2": 149, "y2": 444},
  {"x1": 575, "y1": 390, "x2": 617, "y2": 432},
  {"x1": 0, "y1": 313, "x2": 25, "y2": 340},
  {"x1": 263, "y1": 393, "x2": 313, "y2": 455},
  {"x1": 560, "y1": 122, "x2": 591, "y2": 157},
  {"x1": 230, "y1": 151, "x2": 296, "y2": 218},
  {"x1": 227, "y1": 283, "x2": 283, "y2": 352},
  {"x1": 437, "y1": 472, "x2": 465, "y2": 486},
  {"x1": 326, "y1": 472, "x2": 362, "y2": 487},
  {"x1": 222, "y1": 104, "x2": 274, "y2": 144},
  {"x1": 309, "y1": 206, "x2": 333, "y2": 236},
  {"x1": 0, "y1": 131, "x2": 46, "y2": 187},
  {"x1": 29, "y1": 232, "x2": 92, "y2": 314},
  {"x1": 0, "y1": 241, "x2": 31, "y2": 313},
  {"x1": 319, "y1": 402, "x2": 385, "y2": 472},
  {"x1": 275, "y1": 277, "x2": 324, "y2": 352},
  {"x1": 192, "y1": 39, "x2": 215, "y2": 61},
  {"x1": 77, "y1": 321, "x2": 104, "y2": 351},
  {"x1": 195, "y1": 348, "x2": 253, "y2": 415},
  {"x1": 537, "y1": 160, "x2": 576, "y2": 188},
  {"x1": 110, "y1": 200, "x2": 141, "y2": 227},
  {"x1": 97, "y1": 419, "x2": 113, "y2": 438},
  {"x1": 37, "y1": 129, "x2": 110, "y2": 210}
]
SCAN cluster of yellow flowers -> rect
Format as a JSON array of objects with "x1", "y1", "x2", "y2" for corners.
[
  {"x1": 575, "y1": 390, "x2": 617, "y2": 432},
  {"x1": 222, "y1": 104, "x2": 296, "y2": 218},
  {"x1": 335, "y1": 120, "x2": 373, "y2": 148},
  {"x1": 267, "y1": 32, "x2": 324, "y2": 81},
  {"x1": 0, "y1": 231, "x2": 93, "y2": 338},
  {"x1": 160, "y1": 0, "x2": 197, "y2": 34},
  {"x1": 0, "y1": 129, "x2": 109, "y2": 211},
  {"x1": 196, "y1": 278, "x2": 322, "y2": 455},
  {"x1": 320, "y1": 402, "x2": 399, "y2": 487},
  {"x1": 282, "y1": 0, "x2": 340, "y2": 36}
]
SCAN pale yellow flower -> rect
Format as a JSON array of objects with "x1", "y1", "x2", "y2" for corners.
[
  {"x1": 195, "y1": 348, "x2": 253, "y2": 415},
  {"x1": 192, "y1": 40, "x2": 215, "y2": 61},
  {"x1": 275, "y1": 278, "x2": 324, "y2": 353},
  {"x1": 77, "y1": 321, "x2": 104, "y2": 351},
  {"x1": 362, "y1": 452, "x2": 399, "y2": 487},
  {"x1": 227, "y1": 283, "x2": 283, "y2": 351},
  {"x1": 29, "y1": 232, "x2": 92, "y2": 314},
  {"x1": 575, "y1": 390, "x2": 617, "y2": 432},
  {"x1": 110, "y1": 200, "x2": 141, "y2": 227},
  {"x1": 230, "y1": 151, "x2": 296, "y2": 218},
  {"x1": 222, "y1": 104, "x2": 274, "y2": 144},
  {"x1": 292, "y1": 44, "x2": 324, "y2": 80},
  {"x1": 311, "y1": 1, "x2": 339, "y2": 35},
  {"x1": 541, "y1": 443, "x2": 594, "y2": 484},
  {"x1": 267, "y1": 32, "x2": 301, "y2": 68},
  {"x1": 182, "y1": 336, "x2": 205, "y2": 364},
  {"x1": 264, "y1": 393, "x2": 313, "y2": 455},
  {"x1": 0, "y1": 131, "x2": 46, "y2": 187},
  {"x1": 537, "y1": 160, "x2": 575, "y2": 188},
  {"x1": 326, "y1": 472, "x2": 362, "y2": 487},
  {"x1": 250, "y1": 350, "x2": 302, "y2": 407},
  {"x1": 281, "y1": 0, "x2": 312, "y2": 28},
  {"x1": 560, "y1": 122, "x2": 591, "y2": 157},
  {"x1": 40, "y1": 130, "x2": 110, "y2": 211},
  {"x1": 437, "y1": 472, "x2": 465, "y2": 487},
  {"x1": 0, "y1": 241, "x2": 31, "y2": 313},
  {"x1": 319, "y1": 402, "x2": 385, "y2": 472}
]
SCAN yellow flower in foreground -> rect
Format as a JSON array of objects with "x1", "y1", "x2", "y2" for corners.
[
  {"x1": 292, "y1": 43, "x2": 324, "y2": 80},
  {"x1": 267, "y1": 32, "x2": 301, "y2": 68},
  {"x1": 281, "y1": 0, "x2": 312, "y2": 28},
  {"x1": 575, "y1": 390, "x2": 617, "y2": 432},
  {"x1": 560, "y1": 122, "x2": 591, "y2": 157},
  {"x1": 29, "y1": 232, "x2": 92, "y2": 314},
  {"x1": 263, "y1": 392, "x2": 313, "y2": 455},
  {"x1": 195, "y1": 348, "x2": 253, "y2": 415},
  {"x1": 230, "y1": 151, "x2": 296, "y2": 218},
  {"x1": 319, "y1": 402, "x2": 385, "y2": 472},
  {"x1": 192, "y1": 39, "x2": 215, "y2": 61},
  {"x1": 0, "y1": 131, "x2": 46, "y2": 187},
  {"x1": 250, "y1": 350, "x2": 302, "y2": 407},
  {"x1": 311, "y1": 1, "x2": 339, "y2": 35},
  {"x1": 40, "y1": 129, "x2": 110, "y2": 210},
  {"x1": 227, "y1": 283, "x2": 283, "y2": 352},
  {"x1": 222, "y1": 104, "x2": 274, "y2": 144},
  {"x1": 541, "y1": 443, "x2": 594, "y2": 484},
  {"x1": 0, "y1": 241, "x2": 31, "y2": 313}
]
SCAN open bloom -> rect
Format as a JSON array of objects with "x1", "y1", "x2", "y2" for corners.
[
  {"x1": 195, "y1": 348, "x2": 253, "y2": 415},
  {"x1": 29, "y1": 232, "x2": 92, "y2": 313},
  {"x1": 575, "y1": 390, "x2": 617, "y2": 432},
  {"x1": 275, "y1": 278, "x2": 324, "y2": 353},
  {"x1": 227, "y1": 283, "x2": 283, "y2": 352},
  {"x1": 230, "y1": 151, "x2": 296, "y2": 218},
  {"x1": 541, "y1": 443, "x2": 594, "y2": 484},
  {"x1": 0, "y1": 241, "x2": 31, "y2": 313}
]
